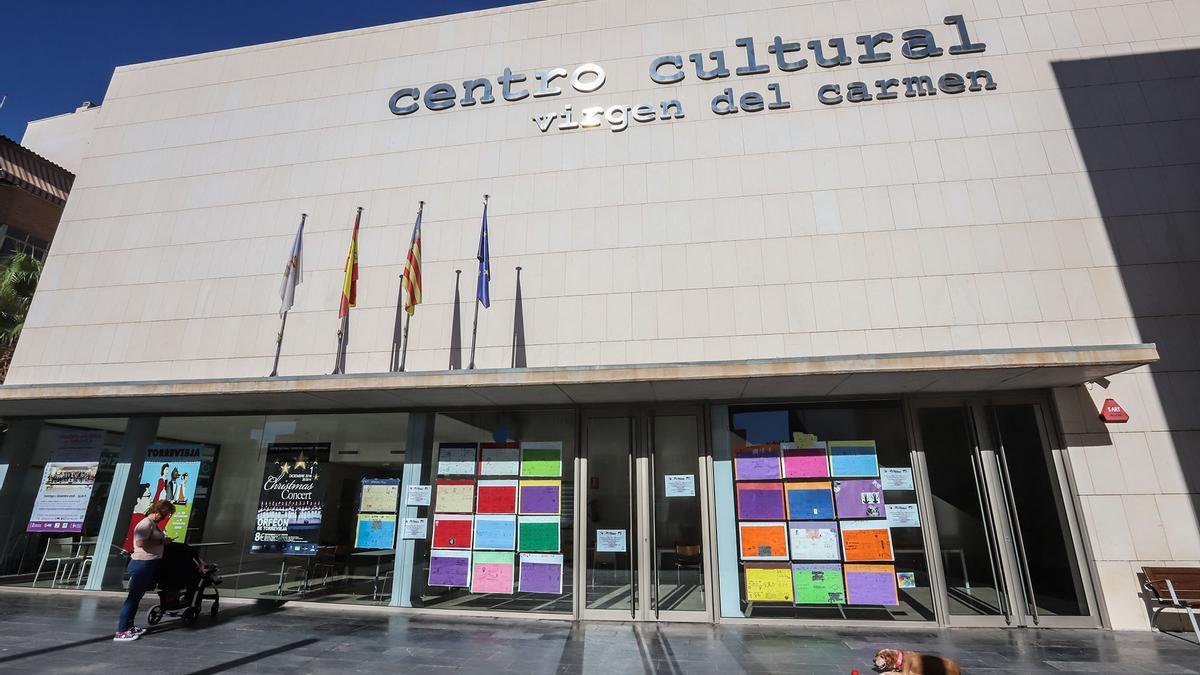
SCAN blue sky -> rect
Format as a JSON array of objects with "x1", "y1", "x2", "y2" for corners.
[{"x1": 0, "y1": 1, "x2": 528, "y2": 142}]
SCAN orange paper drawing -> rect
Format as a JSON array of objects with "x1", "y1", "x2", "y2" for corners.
[
  {"x1": 840, "y1": 521, "x2": 894, "y2": 562},
  {"x1": 738, "y1": 521, "x2": 789, "y2": 560}
]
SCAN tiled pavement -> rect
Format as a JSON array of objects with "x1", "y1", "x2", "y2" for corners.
[{"x1": 0, "y1": 590, "x2": 1196, "y2": 674}]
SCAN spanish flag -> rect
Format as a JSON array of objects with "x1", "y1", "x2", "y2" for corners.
[
  {"x1": 402, "y1": 204, "x2": 423, "y2": 316},
  {"x1": 338, "y1": 208, "x2": 361, "y2": 319}
]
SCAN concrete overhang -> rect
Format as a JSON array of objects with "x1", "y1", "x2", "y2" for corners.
[{"x1": 0, "y1": 344, "x2": 1158, "y2": 418}]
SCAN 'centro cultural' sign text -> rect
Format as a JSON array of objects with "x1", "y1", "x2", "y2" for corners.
[{"x1": 387, "y1": 15, "x2": 995, "y2": 134}]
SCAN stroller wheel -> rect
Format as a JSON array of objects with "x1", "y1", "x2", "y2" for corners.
[
  {"x1": 209, "y1": 599, "x2": 219, "y2": 620},
  {"x1": 181, "y1": 607, "x2": 199, "y2": 626},
  {"x1": 147, "y1": 606, "x2": 164, "y2": 625}
]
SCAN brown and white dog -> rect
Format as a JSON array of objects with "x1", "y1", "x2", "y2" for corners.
[{"x1": 873, "y1": 649, "x2": 961, "y2": 675}]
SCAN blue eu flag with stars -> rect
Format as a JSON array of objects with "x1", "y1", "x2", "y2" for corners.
[{"x1": 476, "y1": 199, "x2": 490, "y2": 308}]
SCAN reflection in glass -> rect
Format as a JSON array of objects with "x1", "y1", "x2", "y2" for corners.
[
  {"x1": 0, "y1": 419, "x2": 128, "y2": 590},
  {"x1": 585, "y1": 416, "x2": 633, "y2": 612},
  {"x1": 156, "y1": 413, "x2": 408, "y2": 605},
  {"x1": 414, "y1": 409, "x2": 575, "y2": 614},
  {"x1": 992, "y1": 405, "x2": 1088, "y2": 617},
  {"x1": 652, "y1": 414, "x2": 705, "y2": 612},
  {"x1": 918, "y1": 407, "x2": 1006, "y2": 617},
  {"x1": 729, "y1": 401, "x2": 934, "y2": 621}
]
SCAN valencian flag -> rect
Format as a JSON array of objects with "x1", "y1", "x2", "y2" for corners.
[
  {"x1": 476, "y1": 199, "x2": 490, "y2": 308},
  {"x1": 339, "y1": 208, "x2": 361, "y2": 318},
  {"x1": 278, "y1": 214, "x2": 305, "y2": 315},
  {"x1": 402, "y1": 206, "x2": 422, "y2": 316}
]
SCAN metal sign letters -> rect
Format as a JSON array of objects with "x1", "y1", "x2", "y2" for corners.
[{"x1": 387, "y1": 15, "x2": 994, "y2": 134}]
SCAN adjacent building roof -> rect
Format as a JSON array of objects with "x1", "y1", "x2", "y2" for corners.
[
  {"x1": 0, "y1": 135, "x2": 75, "y2": 243},
  {"x1": 0, "y1": 135, "x2": 73, "y2": 206}
]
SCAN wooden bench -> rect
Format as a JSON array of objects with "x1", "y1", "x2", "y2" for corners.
[{"x1": 1142, "y1": 567, "x2": 1200, "y2": 642}]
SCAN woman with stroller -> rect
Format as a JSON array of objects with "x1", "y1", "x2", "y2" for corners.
[{"x1": 114, "y1": 499, "x2": 175, "y2": 642}]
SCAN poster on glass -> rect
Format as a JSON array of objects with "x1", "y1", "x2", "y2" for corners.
[
  {"x1": 26, "y1": 430, "x2": 104, "y2": 533},
  {"x1": 249, "y1": 443, "x2": 330, "y2": 555},
  {"x1": 122, "y1": 444, "x2": 202, "y2": 549}
]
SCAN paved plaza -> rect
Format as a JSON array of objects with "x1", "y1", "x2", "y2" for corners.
[{"x1": 0, "y1": 590, "x2": 1195, "y2": 674}]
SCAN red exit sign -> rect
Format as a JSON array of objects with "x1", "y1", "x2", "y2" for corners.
[{"x1": 1099, "y1": 398, "x2": 1129, "y2": 423}]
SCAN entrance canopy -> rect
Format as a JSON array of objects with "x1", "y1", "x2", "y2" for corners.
[{"x1": 0, "y1": 344, "x2": 1158, "y2": 417}]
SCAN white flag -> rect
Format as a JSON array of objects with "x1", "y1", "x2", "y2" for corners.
[{"x1": 279, "y1": 215, "x2": 305, "y2": 315}]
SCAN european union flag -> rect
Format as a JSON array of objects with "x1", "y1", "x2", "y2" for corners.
[{"x1": 476, "y1": 199, "x2": 490, "y2": 308}]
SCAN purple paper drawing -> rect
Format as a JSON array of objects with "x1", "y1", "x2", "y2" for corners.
[
  {"x1": 428, "y1": 550, "x2": 471, "y2": 587},
  {"x1": 518, "y1": 553, "x2": 563, "y2": 594},
  {"x1": 832, "y1": 478, "x2": 886, "y2": 519},
  {"x1": 734, "y1": 444, "x2": 782, "y2": 481},
  {"x1": 844, "y1": 563, "x2": 899, "y2": 605},
  {"x1": 518, "y1": 480, "x2": 560, "y2": 515},
  {"x1": 736, "y1": 482, "x2": 786, "y2": 520}
]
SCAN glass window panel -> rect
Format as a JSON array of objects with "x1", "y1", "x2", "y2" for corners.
[
  {"x1": 147, "y1": 415, "x2": 268, "y2": 598},
  {"x1": 0, "y1": 418, "x2": 128, "y2": 590},
  {"x1": 992, "y1": 405, "x2": 1089, "y2": 617},
  {"x1": 585, "y1": 415, "x2": 633, "y2": 611},
  {"x1": 728, "y1": 401, "x2": 934, "y2": 621},
  {"x1": 918, "y1": 407, "x2": 1006, "y2": 617},
  {"x1": 652, "y1": 414, "x2": 705, "y2": 613},
  {"x1": 412, "y1": 409, "x2": 575, "y2": 614}
]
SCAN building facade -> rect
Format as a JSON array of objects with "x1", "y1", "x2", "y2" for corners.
[
  {"x1": 21, "y1": 102, "x2": 103, "y2": 176},
  {"x1": 0, "y1": 0, "x2": 1197, "y2": 631}
]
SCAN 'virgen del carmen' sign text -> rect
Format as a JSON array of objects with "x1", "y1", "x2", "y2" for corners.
[{"x1": 387, "y1": 15, "x2": 994, "y2": 134}]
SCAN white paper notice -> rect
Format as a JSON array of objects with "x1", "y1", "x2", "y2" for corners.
[
  {"x1": 886, "y1": 504, "x2": 921, "y2": 528},
  {"x1": 880, "y1": 467, "x2": 914, "y2": 491},
  {"x1": 664, "y1": 474, "x2": 696, "y2": 497},
  {"x1": 596, "y1": 529, "x2": 627, "y2": 553},
  {"x1": 406, "y1": 485, "x2": 432, "y2": 506},
  {"x1": 401, "y1": 517, "x2": 428, "y2": 539}
]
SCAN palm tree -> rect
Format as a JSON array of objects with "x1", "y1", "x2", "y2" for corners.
[{"x1": 0, "y1": 250, "x2": 43, "y2": 348}]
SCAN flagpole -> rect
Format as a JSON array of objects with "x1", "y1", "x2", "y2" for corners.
[
  {"x1": 468, "y1": 296, "x2": 480, "y2": 370},
  {"x1": 399, "y1": 201, "x2": 424, "y2": 373},
  {"x1": 333, "y1": 314, "x2": 348, "y2": 374},
  {"x1": 399, "y1": 310, "x2": 412, "y2": 372},
  {"x1": 270, "y1": 213, "x2": 305, "y2": 378},
  {"x1": 269, "y1": 311, "x2": 288, "y2": 377},
  {"x1": 469, "y1": 194, "x2": 488, "y2": 370}
]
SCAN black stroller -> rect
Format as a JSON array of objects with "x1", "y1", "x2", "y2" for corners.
[{"x1": 146, "y1": 541, "x2": 221, "y2": 626}]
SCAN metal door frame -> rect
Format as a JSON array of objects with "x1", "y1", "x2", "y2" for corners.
[
  {"x1": 982, "y1": 395, "x2": 1100, "y2": 628},
  {"x1": 908, "y1": 394, "x2": 1100, "y2": 629},
  {"x1": 908, "y1": 397, "x2": 1017, "y2": 628},
  {"x1": 577, "y1": 405, "x2": 715, "y2": 622},
  {"x1": 577, "y1": 408, "x2": 639, "y2": 621}
]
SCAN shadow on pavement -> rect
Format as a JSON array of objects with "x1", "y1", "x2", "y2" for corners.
[
  {"x1": 0, "y1": 599, "x2": 289, "y2": 665},
  {"x1": 197, "y1": 598, "x2": 286, "y2": 630},
  {"x1": 185, "y1": 638, "x2": 320, "y2": 675},
  {"x1": 0, "y1": 634, "x2": 118, "y2": 665},
  {"x1": 140, "y1": 598, "x2": 286, "y2": 636}
]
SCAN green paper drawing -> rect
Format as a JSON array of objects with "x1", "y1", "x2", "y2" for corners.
[
  {"x1": 520, "y1": 442, "x2": 562, "y2": 478},
  {"x1": 792, "y1": 563, "x2": 846, "y2": 605},
  {"x1": 518, "y1": 515, "x2": 559, "y2": 552}
]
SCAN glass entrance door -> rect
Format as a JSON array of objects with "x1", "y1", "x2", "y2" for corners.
[
  {"x1": 912, "y1": 397, "x2": 1098, "y2": 628},
  {"x1": 578, "y1": 408, "x2": 712, "y2": 621}
]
